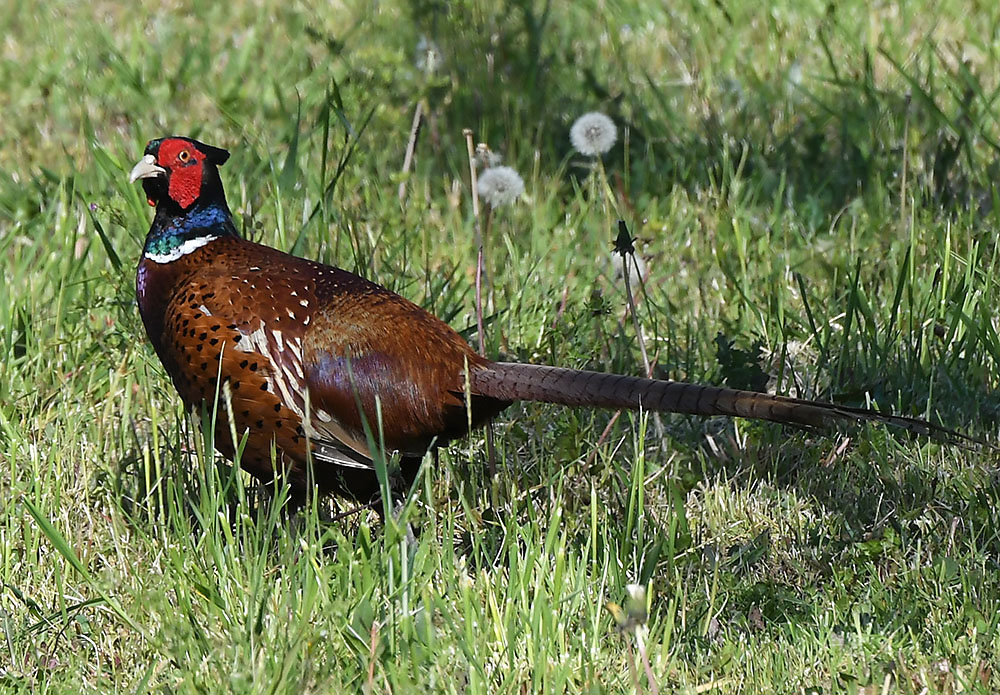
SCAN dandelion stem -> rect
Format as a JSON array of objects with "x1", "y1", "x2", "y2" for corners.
[
  {"x1": 398, "y1": 100, "x2": 424, "y2": 203},
  {"x1": 464, "y1": 129, "x2": 486, "y2": 353},
  {"x1": 474, "y1": 208, "x2": 495, "y2": 354},
  {"x1": 617, "y1": 221, "x2": 665, "y2": 442},
  {"x1": 625, "y1": 639, "x2": 644, "y2": 695},
  {"x1": 464, "y1": 129, "x2": 496, "y2": 475},
  {"x1": 475, "y1": 244, "x2": 486, "y2": 356},
  {"x1": 636, "y1": 630, "x2": 659, "y2": 695},
  {"x1": 482, "y1": 206, "x2": 494, "y2": 312}
]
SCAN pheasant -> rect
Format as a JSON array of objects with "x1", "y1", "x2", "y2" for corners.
[{"x1": 130, "y1": 136, "x2": 969, "y2": 503}]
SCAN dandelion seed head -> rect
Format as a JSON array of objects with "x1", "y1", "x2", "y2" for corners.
[
  {"x1": 786, "y1": 61, "x2": 803, "y2": 88},
  {"x1": 624, "y1": 583, "x2": 648, "y2": 625},
  {"x1": 625, "y1": 584, "x2": 646, "y2": 605},
  {"x1": 611, "y1": 250, "x2": 647, "y2": 289},
  {"x1": 415, "y1": 36, "x2": 442, "y2": 74},
  {"x1": 570, "y1": 111, "x2": 617, "y2": 156},
  {"x1": 476, "y1": 166, "x2": 524, "y2": 208},
  {"x1": 474, "y1": 143, "x2": 503, "y2": 170}
]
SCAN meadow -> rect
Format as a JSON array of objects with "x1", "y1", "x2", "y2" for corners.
[{"x1": 2, "y1": 1, "x2": 1000, "y2": 692}]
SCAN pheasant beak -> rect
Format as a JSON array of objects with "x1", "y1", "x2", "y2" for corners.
[{"x1": 128, "y1": 154, "x2": 166, "y2": 183}]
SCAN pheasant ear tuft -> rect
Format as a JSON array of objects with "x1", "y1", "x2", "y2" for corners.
[{"x1": 197, "y1": 141, "x2": 231, "y2": 167}]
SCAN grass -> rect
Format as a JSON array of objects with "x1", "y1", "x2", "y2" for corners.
[{"x1": 2, "y1": 0, "x2": 1000, "y2": 692}]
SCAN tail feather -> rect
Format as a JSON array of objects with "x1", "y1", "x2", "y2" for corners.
[{"x1": 470, "y1": 362, "x2": 982, "y2": 447}]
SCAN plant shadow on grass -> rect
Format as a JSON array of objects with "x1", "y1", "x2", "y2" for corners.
[
  {"x1": 105, "y1": 419, "x2": 344, "y2": 547},
  {"x1": 543, "y1": 37, "x2": 1000, "y2": 565},
  {"x1": 609, "y1": 49, "x2": 1000, "y2": 620},
  {"x1": 671, "y1": 307, "x2": 1000, "y2": 562},
  {"x1": 612, "y1": 41, "x2": 1000, "y2": 230},
  {"x1": 449, "y1": 284, "x2": 1000, "y2": 639}
]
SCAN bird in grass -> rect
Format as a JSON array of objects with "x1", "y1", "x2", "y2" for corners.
[{"x1": 130, "y1": 136, "x2": 973, "y2": 504}]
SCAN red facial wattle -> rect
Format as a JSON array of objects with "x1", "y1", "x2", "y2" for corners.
[{"x1": 157, "y1": 138, "x2": 205, "y2": 209}]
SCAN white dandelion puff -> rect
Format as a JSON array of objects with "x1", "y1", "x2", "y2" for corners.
[
  {"x1": 415, "y1": 36, "x2": 442, "y2": 74},
  {"x1": 611, "y1": 250, "x2": 647, "y2": 288},
  {"x1": 625, "y1": 584, "x2": 647, "y2": 609},
  {"x1": 476, "y1": 166, "x2": 524, "y2": 208},
  {"x1": 786, "y1": 60, "x2": 803, "y2": 88},
  {"x1": 570, "y1": 111, "x2": 617, "y2": 156}
]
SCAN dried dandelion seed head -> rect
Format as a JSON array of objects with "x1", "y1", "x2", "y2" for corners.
[
  {"x1": 474, "y1": 143, "x2": 503, "y2": 170},
  {"x1": 476, "y1": 166, "x2": 524, "y2": 208},
  {"x1": 570, "y1": 111, "x2": 617, "y2": 156}
]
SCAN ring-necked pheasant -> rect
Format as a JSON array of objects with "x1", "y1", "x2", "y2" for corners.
[{"x1": 130, "y1": 136, "x2": 970, "y2": 503}]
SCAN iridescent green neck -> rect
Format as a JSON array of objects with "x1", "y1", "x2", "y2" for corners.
[{"x1": 143, "y1": 203, "x2": 237, "y2": 263}]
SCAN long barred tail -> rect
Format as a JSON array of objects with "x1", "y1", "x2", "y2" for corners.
[{"x1": 470, "y1": 362, "x2": 983, "y2": 447}]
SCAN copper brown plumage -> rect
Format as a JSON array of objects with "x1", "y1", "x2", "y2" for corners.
[{"x1": 131, "y1": 136, "x2": 977, "y2": 505}]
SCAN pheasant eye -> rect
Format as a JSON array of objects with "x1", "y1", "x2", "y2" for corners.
[{"x1": 178, "y1": 150, "x2": 191, "y2": 162}]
